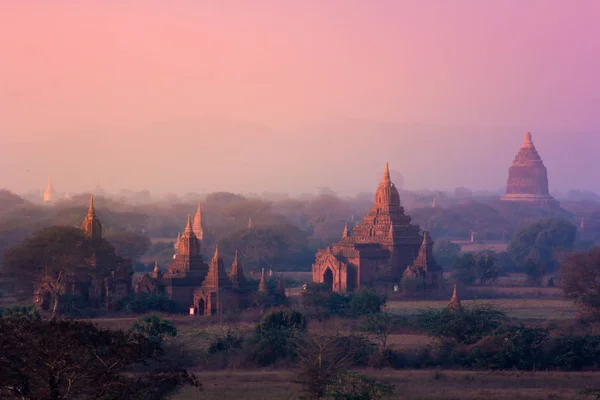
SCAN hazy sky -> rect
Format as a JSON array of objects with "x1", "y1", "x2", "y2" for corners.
[{"x1": 1, "y1": 1, "x2": 599, "y2": 196}]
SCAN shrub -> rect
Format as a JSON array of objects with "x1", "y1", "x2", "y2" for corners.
[
  {"x1": 248, "y1": 309, "x2": 307, "y2": 366},
  {"x1": 414, "y1": 304, "x2": 507, "y2": 344},
  {"x1": 131, "y1": 314, "x2": 177, "y2": 343},
  {"x1": 0, "y1": 305, "x2": 39, "y2": 320},
  {"x1": 348, "y1": 289, "x2": 386, "y2": 316}
]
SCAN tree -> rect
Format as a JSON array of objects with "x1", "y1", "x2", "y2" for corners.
[
  {"x1": 359, "y1": 312, "x2": 397, "y2": 349},
  {"x1": 0, "y1": 317, "x2": 199, "y2": 400},
  {"x1": 293, "y1": 333, "x2": 357, "y2": 400},
  {"x1": 452, "y1": 253, "x2": 477, "y2": 285},
  {"x1": 218, "y1": 224, "x2": 312, "y2": 271},
  {"x1": 131, "y1": 315, "x2": 177, "y2": 343},
  {"x1": 560, "y1": 247, "x2": 600, "y2": 319},
  {"x1": 509, "y1": 218, "x2": 577, "y2": 273},
  {"x1": 415, "y1": 304, "x2": 507, "y2": 344},
  {"x1": 1, "y1": 226, "x2": 117, "y2": 318},
  {"x1": 293, "y1": 332, "x2": 393, "y2": 400},
  {"x1": 475, "y1": 251, "x2": 501, "y2": 285},
  {"x1": 433, "y1": 240, "x2": 461, "y2": 271},
  {"x1": 104, "y1": 230, "x2": 151, "y2": 260},
  {"x1": 349, "y1": 289, "x2": 387, "y2": 316}
]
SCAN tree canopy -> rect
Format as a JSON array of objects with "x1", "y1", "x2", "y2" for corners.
[
  {"x1": 509, "y1": 218, "x2": 577, "y2": 272},
  {"x1": 0, "y1": 317, "x2": 199, "y2": 400}
]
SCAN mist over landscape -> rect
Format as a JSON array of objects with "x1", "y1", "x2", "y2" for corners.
[{"x1": 2, "y1": 2, "x2": 600, "y2": 400}]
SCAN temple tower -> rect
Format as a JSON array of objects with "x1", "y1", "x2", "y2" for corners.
[
  {"x1": 501, "y1": 132, "x2": 558, "y2": 207},
  {"x1": 258, "y1": 268, "x2": 268, "y2": 294},
  {"x1": 81, "y1": 196, "x2": 103, "y2": 240},
  {"x1": 229, "y1": 250, "x2": 247, "y2": 290},
  {"x1": 203, "y1": 245, "x2": 230, "y2": 290},
  {"x1": 448, "y1": 285, "x2": 462, "y2": 312},
  {"x1": 43, "y1": 176, "x2": 56, "y2": 203},
  {"x1": 193, "y1": 203, "x2": 204, "y2": 241}
]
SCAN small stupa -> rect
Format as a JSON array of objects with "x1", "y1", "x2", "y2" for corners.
[{"x1": 448, "y1": 284, "x2": 462, "y2": 312}]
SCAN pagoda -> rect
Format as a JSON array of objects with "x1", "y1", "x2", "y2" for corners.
[{"x1": 501, "y1": 132, "x2": 558, "y2": 207}]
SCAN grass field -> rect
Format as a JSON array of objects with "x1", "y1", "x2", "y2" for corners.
[
  {"x1": 387, "y1": 298, "x2": 579, "y2": 321},
  {"x1": 171, "y1": 369, "x2": 600, "y2": 400}
]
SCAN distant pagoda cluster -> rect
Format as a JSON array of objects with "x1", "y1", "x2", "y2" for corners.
[
  {"x1": 137, "y1": 205, "x2": 285, "y2": 316},
  {"x1": 501, "y1": 132, "x2": 559, "y2": 207}
]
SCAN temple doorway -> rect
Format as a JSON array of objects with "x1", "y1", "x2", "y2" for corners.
[
  {"x1": 323, "y1": 268, "x2": 334, "y2": 290},
  {"x1": 197, "y1": 299, "x2": 205, "y2": 316},
  {"x1": 41, "y1": 291, "x2": 52, "y2": 311}
]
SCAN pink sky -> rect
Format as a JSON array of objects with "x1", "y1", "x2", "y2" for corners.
[{"x1": 1, "y1": 1, "x2": 599, "y2": 196}]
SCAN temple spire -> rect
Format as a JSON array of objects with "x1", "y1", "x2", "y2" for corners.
[
  {"x1": 184, "y1": 214, "x2": 193, "y2": 234},
  {"x1": 212, "y1": 244, "x2": 220, "y2": 260},
  {"x1": 193, "y1": 203, "x2": 203, "y2": 240},
  {"x1": 522, "y1": 131, "x2": 533, "y2": 148},
  {"x1": 258, "y1": 268, "x2": 268, "y2": 293},
  {"x1": 448, "y1": 284, "x2": 462, "y2": 312},
  {"x1": 247, "y1": 217, "x2": 253, "y2": 229},
  {"x1": 152, "y1": 260, "x2": 160, "y2": 278},
  {"x1": 87, "y1": 196, "x2": 96, "y2": 217},
  {"x1": 342, "y1": 222, "x2": 349, "y2": 238},
  {"x1": 382, "y1": 162, "x2": 391, "y2": 184}
]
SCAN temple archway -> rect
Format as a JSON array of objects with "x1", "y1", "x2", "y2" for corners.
[
  {"x1": 323, "y1": 268, "x2": 334, "y2": 290},
  {"x1": 40, "y1": 291, "x2": 52, "y2": 311},
  {"x1": 197, "y1": 299, "x2": 205, "y2": 316}
]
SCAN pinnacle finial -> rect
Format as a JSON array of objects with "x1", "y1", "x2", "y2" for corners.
[
  {"x1": 88, "y1": 196, "x2": 96, "y2": 217},
  {"x1": 154, "y1": 260, "x2": 159, "y2": 272},
  {"x1": 383, "y1": 162, "x2": 391, "y2": 183},
  {"x1": 342, "y1": 222, "x2": 349, "y2": 238},
  {"x1": 213, "y1": 244, "x2": 220, "y2": 260},
  {"x1": 522, "y1": 131, "x2": 533, "y2": 147},
  {"x1": 197, "y1": 202, "x2": 201, "y2": 213},
  {"x1": 233, "y1": 249, "x2": 239, "y2": 264},
  {"x1": 247, "y1": 216, "x2": 253, "y2": 229},
  {"x1": 184, "y1": 214, "x2": 193, "y2": 233}
]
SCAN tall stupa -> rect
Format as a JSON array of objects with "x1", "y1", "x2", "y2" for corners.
[
  {"x1": 501, "y1": 132, "x2": 558, "y2": 207},
  {"x1": 43, "y1": 176, "x2": 56, "y2": 203}
]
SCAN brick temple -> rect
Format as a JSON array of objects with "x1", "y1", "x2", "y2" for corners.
[
  {"x1": 311, "y1": 163, "x2": 443, "y2": 292},
  {"x1": 501, "y1": 132, "x2": 559, "y2": 207}
]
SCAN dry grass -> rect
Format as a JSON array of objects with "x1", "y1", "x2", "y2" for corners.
[
  {"x1": 386, "y1": 298, "x2": 578, "y2": 321},
  {"x1": 171, "y1": 369, "x2": 600, "y2": 400}
]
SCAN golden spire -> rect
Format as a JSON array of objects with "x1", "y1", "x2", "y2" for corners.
[
  {"x1": 212, "y1": 244, "x2": 220, "y2": 261},
  {"x1": 233, "y1": 249, "x2": 239, "y2": 265},
  {"x1": 247, "y1": 216, "x2": 253, "y2": 229}
]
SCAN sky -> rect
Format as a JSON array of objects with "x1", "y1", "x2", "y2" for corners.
[{"x1": 0, "y1": 1, "x2": 599, "y2": 196}]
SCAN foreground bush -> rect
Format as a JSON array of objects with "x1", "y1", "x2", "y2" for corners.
[{"x1": 0, "y1": 317, "x2": 199, "y2": 400}]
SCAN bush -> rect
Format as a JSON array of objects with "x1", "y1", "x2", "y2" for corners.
[
  {"x1": 131, "y1": 314, "x2": 177, "y2": 343},
  {"x1": 0, "y1": 305, "x2": 39, "y2": 320},
  {"x1": 414, "y1": 304, "x2": 507, "y2": 344},
  {"x1": 348, "y1": 289, "x2": 387, "y2": 316},
  {"x1": 247, "y1": 309, "x2": 307, "y2": 366}
]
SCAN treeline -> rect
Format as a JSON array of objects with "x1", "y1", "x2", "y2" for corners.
[{"x1": 1, "y1": 189, "x2": 600, "y2": 274}]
